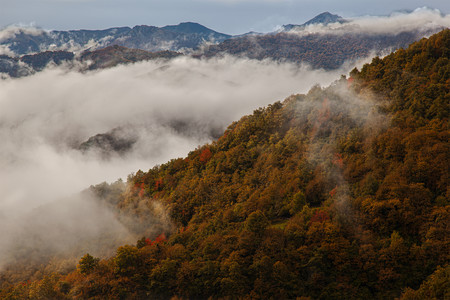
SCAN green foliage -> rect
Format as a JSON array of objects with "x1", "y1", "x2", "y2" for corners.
[
  {"x1": 113, "y1": 245, "x2": 141, "y2": 276},
  {"x1": 77, "y1": 253, "x2": 99, "y2": 275},
  {"x1": 245, "y1": 210, "x2": 269, "y2": 235}
]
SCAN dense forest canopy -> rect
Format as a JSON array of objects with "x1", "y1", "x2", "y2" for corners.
[{"x1": 0, "y1": 29, "x2": 448, "y2": 299}]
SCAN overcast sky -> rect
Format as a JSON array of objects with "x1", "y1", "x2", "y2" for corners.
[{"x1": 1, "y1": 0, "x2": 450, "y2": 34}]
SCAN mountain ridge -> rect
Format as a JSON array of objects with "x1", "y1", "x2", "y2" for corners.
[
  {"x1": 0, "y1": 22, "x2": 231, "y2": 56},
  {"x1": 1, "y1": 10, "x2": 448, "y2": 76}
]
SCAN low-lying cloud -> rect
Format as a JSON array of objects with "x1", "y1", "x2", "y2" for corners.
[
  {"x1": 0, "y1": 24, "x2": 45, "y2": 42},
  {"x1": 286, "y1": 7, "x2": 449, "y2": 35},
  {"x1": 0, "y1": 55, "x2": 369, "y2": 272}
]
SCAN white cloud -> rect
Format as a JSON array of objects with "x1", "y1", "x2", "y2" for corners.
[
  {"x1": 0, "y1": 24, "x2": 46, "y2": 42},
  {"x1": 0, "y1": 54, "x2": 371, "y2": 270},
  {"x1": 286, "y1": 7, "x2": 450, "y2": 35},
  {"x1": 0, "y1": 45, "x2": 15, "y2": 56}
]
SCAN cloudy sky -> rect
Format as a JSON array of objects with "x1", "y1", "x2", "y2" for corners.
[{"x1": 1, "y1": 0, "x2": 449, "y2": 34}]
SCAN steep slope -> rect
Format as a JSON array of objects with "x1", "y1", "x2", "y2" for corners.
[{"x1": 1, "y1": 29, "x2": 447, "y2": 299}]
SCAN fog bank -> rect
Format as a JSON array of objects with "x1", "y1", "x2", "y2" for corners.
[{"x1": 0, "y1": 55, "x2": 369, "y2": 271}]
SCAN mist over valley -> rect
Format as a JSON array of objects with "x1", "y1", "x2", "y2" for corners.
[{"x1": 0, "y1": 54, "x2": 357, "y2": 274}]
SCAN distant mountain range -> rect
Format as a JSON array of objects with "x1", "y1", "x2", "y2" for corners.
[
  {"x1": 0, "y1": 11, "x2": 448, "y2": 76},
  {"x1": 0, "y1": 22, "x2": 230, "y2": 56}
]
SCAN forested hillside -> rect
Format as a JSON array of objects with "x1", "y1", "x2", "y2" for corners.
[
  {"x1": 200, "y1": 30, "x2": 437, "y2": 69},
  {"x1": 0, "y1": 29, "x2": 448, "y2": 299}
]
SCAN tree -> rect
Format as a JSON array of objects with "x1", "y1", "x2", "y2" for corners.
[
  {"x1": 77, "y1": 253, "x2": 99, "y2": 275},
  {"x1": 245, "y1": 210, "x2": 269, "y2": 236}
]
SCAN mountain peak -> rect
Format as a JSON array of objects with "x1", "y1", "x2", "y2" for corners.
[
  {"x1": 302, "y1": 12, "x2": 345, "y2": 26},
  {"x1": 162, "y1": 22, "x2": 230, "y2": 37},
  {"x1": 280, "y1": 12, "x2": 346, "y2": 32}
]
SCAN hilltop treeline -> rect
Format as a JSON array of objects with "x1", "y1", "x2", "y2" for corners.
[{"x1": 1, "y1": 30, "x2": 448, "y2": 299}]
